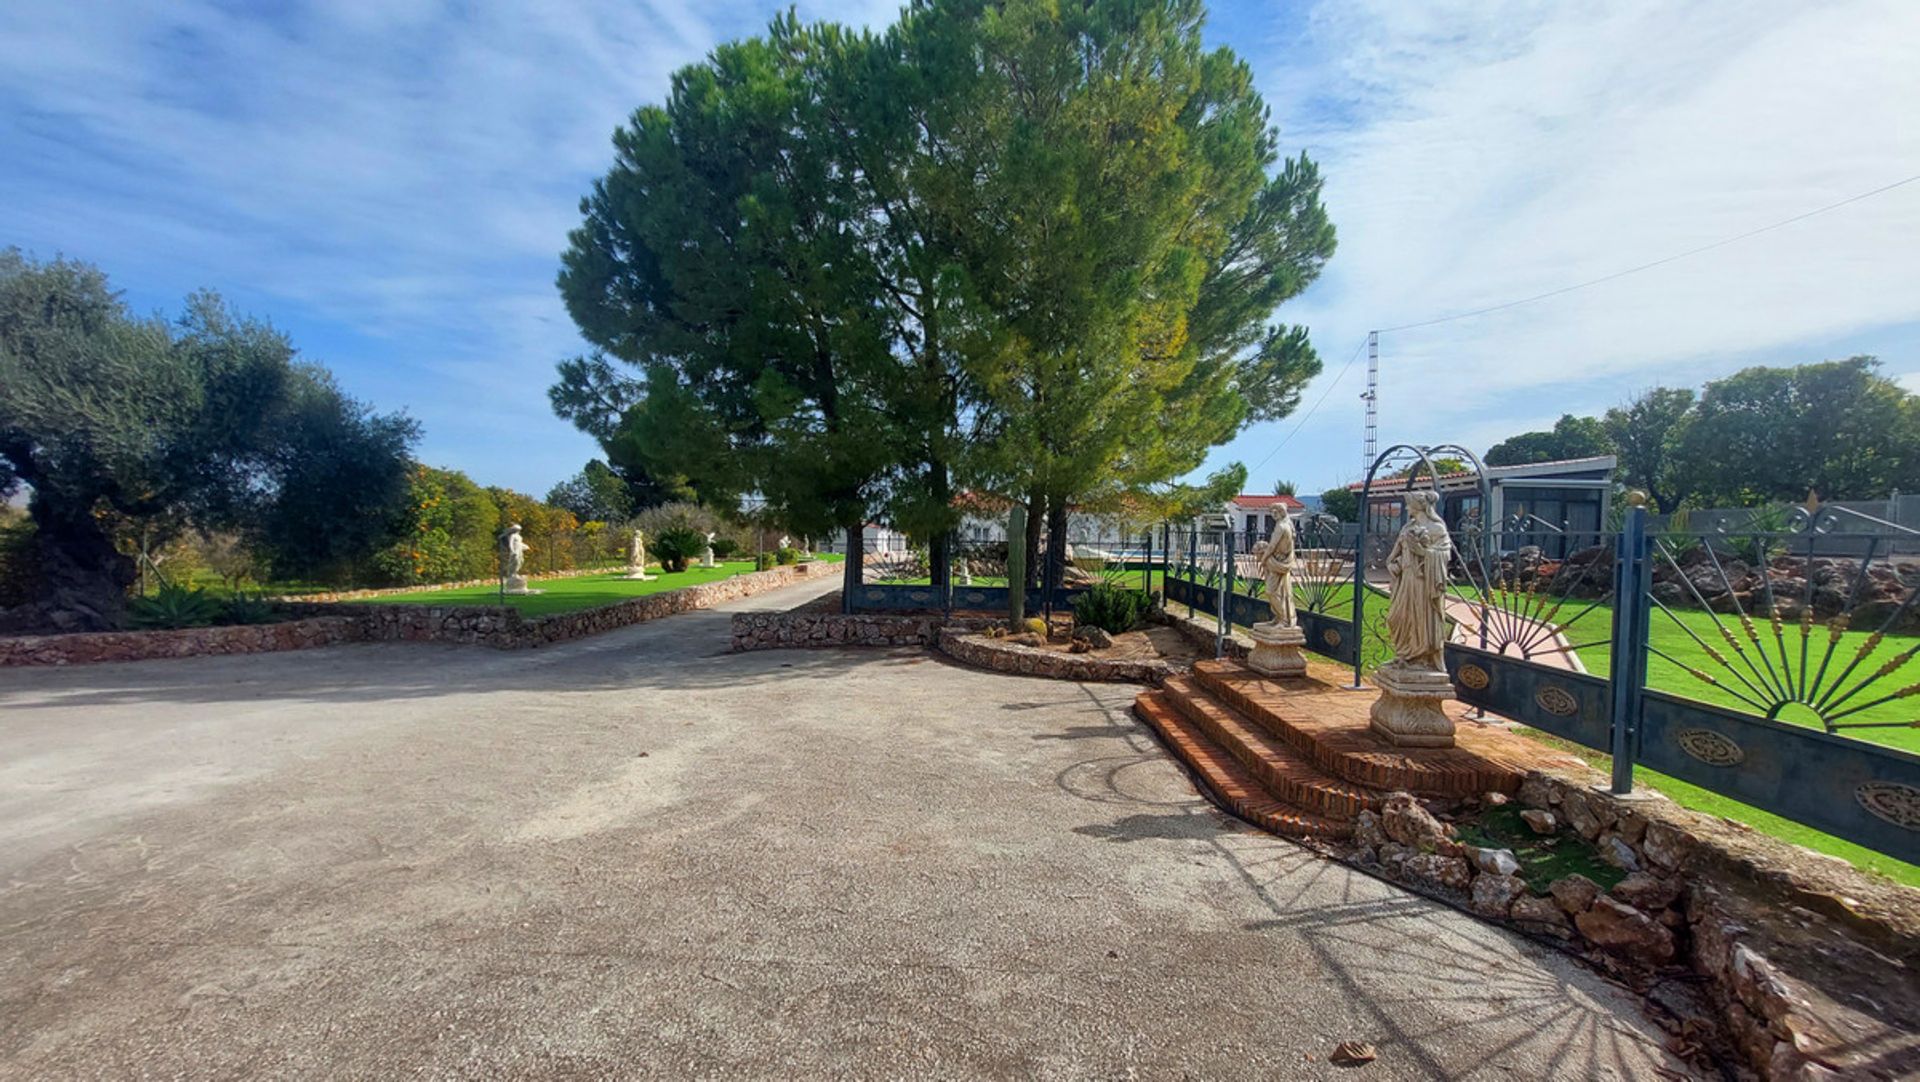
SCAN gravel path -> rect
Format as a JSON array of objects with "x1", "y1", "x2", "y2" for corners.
[{"x1": 0, "y1": 577, "x2": 1695, "y2": 1079}]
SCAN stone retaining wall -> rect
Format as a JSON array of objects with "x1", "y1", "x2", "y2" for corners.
[
  {"x1": 935, "y1": 628, "x2": 1178, "y2": 685},
  {"x1": 3, "y1": 561, "x2": 835, "y2": 666},
  {"x1": 1345, "y1": 768, "x2": 1919, "y2": 1080},
  {"x1": 730, "y1": 611, "x2": 954, "y2": 651},
  {"x1": 0, "y1": 616, "x2": 366, "y2": 667}
]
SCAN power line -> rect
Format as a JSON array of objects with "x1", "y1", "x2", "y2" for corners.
[
  {"x1": 1376, "y1": 172, "x2": 1920, "y2": 334},
  {"x1": 1246, "y1": 331, "x2": 1371, "y2": 475}
]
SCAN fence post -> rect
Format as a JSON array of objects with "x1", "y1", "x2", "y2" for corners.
[
  {"x1": 1218, "y1": 529, "x2": 1235, "y2": 658},
  {"x1": 1187, "y1": 523, "x2": 1198, "y2": 619},
  {"x1": 1608, "y1": 501, "x2": 1651, "y2": 794}
]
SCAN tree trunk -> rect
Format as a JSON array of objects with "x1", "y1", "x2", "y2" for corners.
[
  {"x1": 30, "y1": 505, "x2": 135, "y2": 631},
  {"x1": 1044, "y1": 495, "x2": 1069, "y2": 614},
  {"x1": 1023, "y1": 490, "x2": 1043, "y2": 590},
  {"x1": 927, "y1": 462, "x2": 950, "y2": 598}
]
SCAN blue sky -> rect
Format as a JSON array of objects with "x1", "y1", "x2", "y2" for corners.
[{"x1": 5, "y1": 0, "x2": 1917, "y2": 499}]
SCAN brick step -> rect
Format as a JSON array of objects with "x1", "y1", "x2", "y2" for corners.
[
  {"x1": 1157, "y1": 676, "x2": 1378, "y2": 820},
  {"x1": 1131, "y1": 692, "x2": 1351, "y2": 841},
  {"x1": 1190, "y1": 658, "x2": 1530, "y2": 798}
]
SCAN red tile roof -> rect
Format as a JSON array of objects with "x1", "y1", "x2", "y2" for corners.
[{"x1": 1230, "y1": 494, "x2": 1306, "y2": 510}]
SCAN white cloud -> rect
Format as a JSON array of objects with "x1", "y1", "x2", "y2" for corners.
[
  {"x1": 1221, "y1": 0, "x2": 1920, "y2": 491},
  {"x1": 1, "y1": 0, "x2": 1908, "y2": 498}
]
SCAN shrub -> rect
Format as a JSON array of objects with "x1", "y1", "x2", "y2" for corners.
[
  {"x1": 0, "y1": 512, "x2": 40, "y2": 608},
  {"x1": 652, "y1": 527, "x2": 706, "y2": 572},
  {"x1": 126, "y1": 585, "x2": 223, "y2": 630},
  {"x1": 1072, "y1": 582, "x2": 1152, "y2": 634},
  {"x1": 710, "y1": 537, "x2": 740, "y2": 559},
  {"x1": 776, "y1": 546, "x2": 799, "y2": 565},
  {"x1": 757, "y1": 552, "x2": 777, "y2": 571},
  {"x1": 221, "y1": 593, "x2": 281, "y2": 625}
]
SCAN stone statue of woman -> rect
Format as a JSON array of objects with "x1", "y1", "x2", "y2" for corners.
[
  {"x1": 1384, "y1": 489, "x2": 1452, "y2": 671},
  {"x1": 1251, "y1": 508, "x2": 1297, "y2": 628}
]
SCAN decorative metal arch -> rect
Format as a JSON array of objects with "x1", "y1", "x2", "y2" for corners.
[{"x1": 1350, "y1": 443, "x2": 1491, "y2": 687}]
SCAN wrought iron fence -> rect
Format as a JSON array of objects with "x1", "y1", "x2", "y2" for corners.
[
  {"x1": 844, "y1": 527, "x2": 1155, "y2": 614},
  {"x1": 1156, "y1": 465, "x2": 1917, "y2": 862}
]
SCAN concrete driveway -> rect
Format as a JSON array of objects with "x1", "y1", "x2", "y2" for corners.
[{"x1": 0, "y1": 578, "x2": 1695, "y2": 1079}]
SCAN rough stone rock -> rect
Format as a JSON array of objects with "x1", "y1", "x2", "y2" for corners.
[
  {"x1": 1074, "y1": 626, "x2": 1115, "y2": 650},
  {"x1": 1376, "y1": 842, "x2": 1414, "y2": 871},
  {"x1": 1400, "y1": 853, "x2": 1472, "y2": 892},
  {"x1": 1510, "y1": 894, "x2": 1573, "y2": 937},
  {"x1": 1482, "y1": 791, "x2": 1509, "y2": 806},
  {"x1": 1610, "y1": 872, "x2": 1681, "y2": 913},
  {"x1": 1574, "y1": 895, "x2": 1676, "y2": 964},
  {"x1": 1467, "y1": 846, "x2": 1522, "y2": 878},
  {"x1": 1380, "y1": 792, "x2": 1455, "y2": 853},
  {"x1": 1470, "y1": 873, "x2": 1528, "y2": 918},
  {"x1": 1351, "y1": 809, "x2": 1388, "y2": 850},
  {"x1": 1598, "y1": 832, "x2": 1642, "y2": 872},
  {"x1": 1558, "y1": 789, "x2": 1606, "y2": 840},
  {"x1": 1641, "y1": 820, "x2": 1694, "y2": 871},
  {"x1": 1515, "y1": 773, "x2": 1557, "y2": 808},
  {"x1": 1769, "y1": 1042, "x2": 1843, "y2": 1082},
  {"x1": 1614, "y1": 809, "x2": 1649, "y2": 844},
  {"x1": 1519, "y1": 809, "x2": 1557, "y2": 835},
  {"x1": 1721, "y1": 1002, "x2": 1778, "y2": 1072},
  {"x1": 1728, "y1": 945, "x2": 1795, "y2": 1022},
  {"x1": 1067, "y1": 640, "x2": 1091, "y2": 654},
  {"x1": 1548, "y1": 874, "x2": 1601, "y2": 915}
]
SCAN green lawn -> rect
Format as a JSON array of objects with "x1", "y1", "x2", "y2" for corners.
[
  {"x1": 1529, "y1": 598, "x2": 1920, "y2": 756},
  {"x1": 1466, "y1": 592, "x2": 1920, "y2": 885},
  {"x1": 357, "y1": 560, "x2": 766, "y2": 617}
]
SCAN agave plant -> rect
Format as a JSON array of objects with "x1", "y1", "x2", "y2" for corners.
[{"x1": 126, "y1": 585, "x2": 223, "y2": 630}]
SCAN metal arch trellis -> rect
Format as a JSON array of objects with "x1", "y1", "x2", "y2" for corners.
[{"x1": 1353, "y1": 442, "x2": 1492, "y2": 688}]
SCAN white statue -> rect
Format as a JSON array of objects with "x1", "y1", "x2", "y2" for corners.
[
  {"x1": 1369, "y1": 488, "x2": 1456, "y2": 747},
  {"x1": 1384, "y1": 489, "x2": 1452, "y2": 670},
  {"x1": 778, "y1": 535, "x2": 791, "y2": 550},
  {"x1": 499, "y1": 523, "x2": 526, "y2": 579},
  {"x1": 498, "y1": 524, "x2": 541, "y2": 595},
  {"x1": 702, "y1": 531, "x2": 718, "y2": 568},
  {"x1": 623, "y1": 528, "x2": 656, "y2": 581},
  {"x1": 1251, "y1": 508, "x2": 1297, "y2": 629},
  {"x1": 1242, "y1": 507, "x2": 1306, "y2": 677}
]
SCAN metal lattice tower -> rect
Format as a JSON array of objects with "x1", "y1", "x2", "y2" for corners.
[{"x1": 1360, "y1": 330, "x2": 1379, "y2": 476}]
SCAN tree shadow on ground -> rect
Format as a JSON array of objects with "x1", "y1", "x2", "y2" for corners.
[{"x1": 1054, "y1": 687, "x2": 1700, "y2": 1079}]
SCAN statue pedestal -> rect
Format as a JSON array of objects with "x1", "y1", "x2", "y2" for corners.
[
  {"x1": 702, "y1": 552, "x2": 717, "y2": 569},
  {"x1": 1245, "y1": 622, "x2": 1308, "y2": 678},
  {"x1": 622, "y1": 567, "x2": 656, "y2": 581},
  {"x1": 1369, "y1": 663, "x2": 1456, "y2": 748},
  {"x1": 503, "y1": 575, "x2": 543, "y2": 596}
]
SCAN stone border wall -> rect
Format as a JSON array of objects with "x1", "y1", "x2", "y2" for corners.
[
  {"x1": 3, "y1": 561, "x2": 835, "y2": 667},
  {"x1": 0, "y1": 616, "x2": 367, "y2": 667},
  {"x1": 935, "y1": 628, "x2": 1179, "y2": 685},
  {"x1": 730, "y1": 611, "x2": 1183, "y2": 685},
  {"x1": 1341, "y1": 767, "x2": 1919, "y2": 1080},
  {"x1": 731, "y1": 611, "x2": 957, "y2": 651}
]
